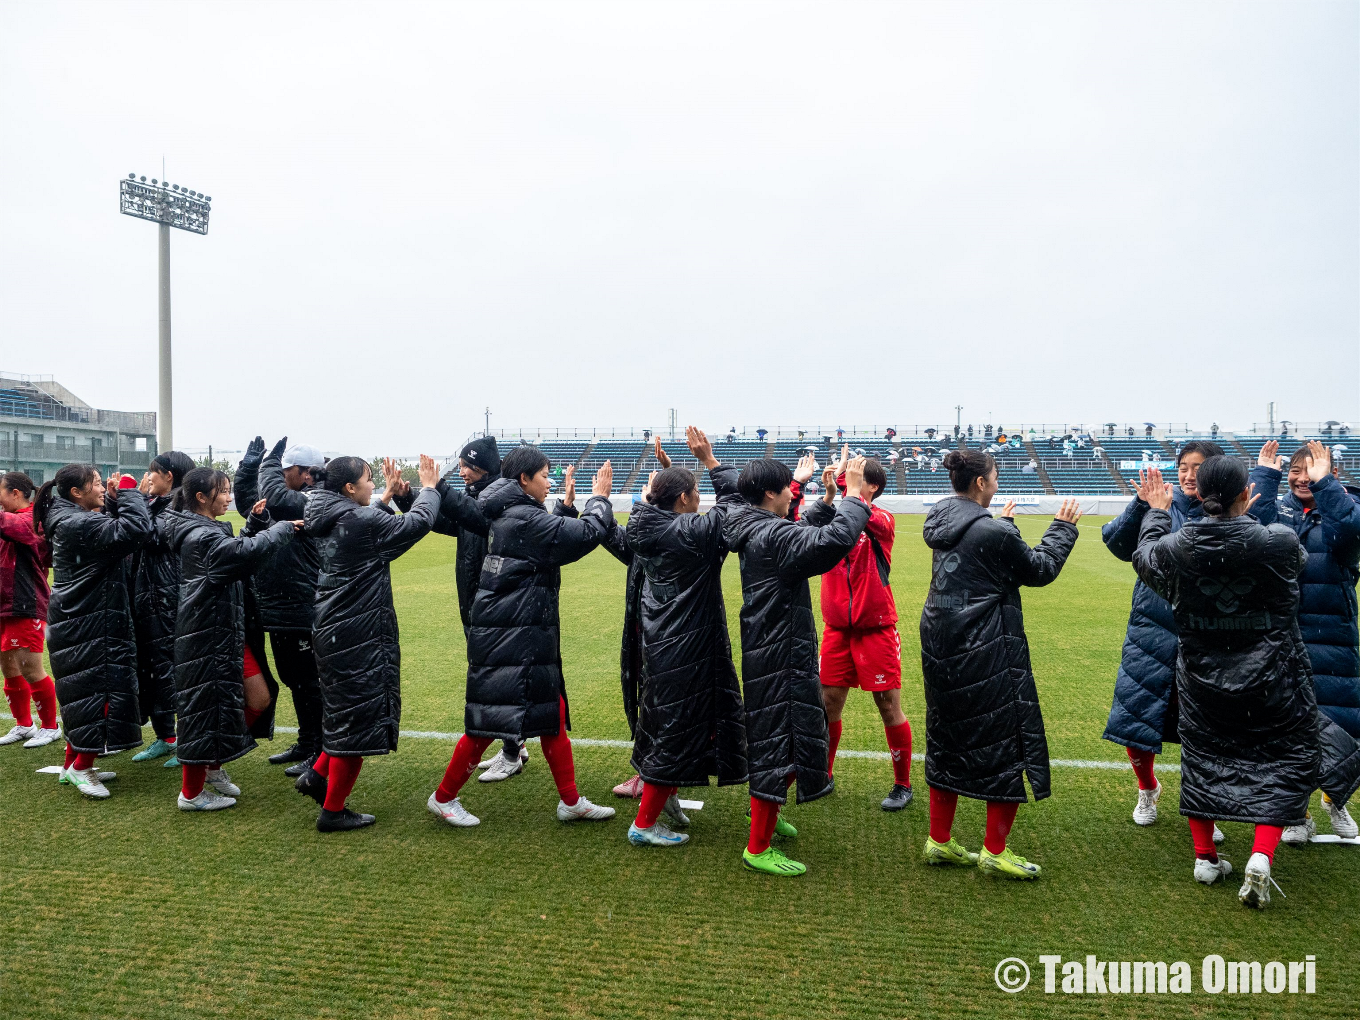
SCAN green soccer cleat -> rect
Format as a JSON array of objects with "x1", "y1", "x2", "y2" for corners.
[
  {"x1": 977, "y1": 846, "x2": 1042, "y2": 880},
  {"x1": 162, "y1": 754, "x2": 180, "y2": 769},
  {"x1": 745, "y1": 812, "x2": 798, "y2": 838},
  {"x1": 133, "y1": 739, "x2": 176, "y2": 762},
  {"x1": 922, "y1": 836, "x2": 979, "y2": 866},
  {"x1": 742, "y1": 846, "x2": 807, "y2": 877}
]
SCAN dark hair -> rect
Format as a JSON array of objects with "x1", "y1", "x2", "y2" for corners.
[
  {"x1": 323, "y1": 456, "x2": 371, "y2": 493},
  {"x1": 862, "y1": 459, "x2": 887, "y2": 499},
  {"x1": 33, "y1": 463, "x2": 99, "y2": 534},
  {"x1": 646, "y1": 467, "x2": 698, "y2": 511},
  {"x1": 150, "y1": 450, "x2": 196, "y2": 489},
  {"x1": 174, "y1": 467, "x2": 231, "y2": 512},
  {"x1": 1176, "y1": 440, "x2": 1225, "y2": 465},
  {"x1": 501, "y1": 446, "x2": 551, "y2": 483},
  {"x1": 942, "y1": 449, "x2": 996, "y2": 494},
  {"x1": 1195, "y1": 455, "x2": 1249, "y2": 517},
  {"x1": 738, "y1": 459, "x2": 793, "y2": 505},
  {"x1": 1, "y1": 471, "x2": 35, "y2": 499}
]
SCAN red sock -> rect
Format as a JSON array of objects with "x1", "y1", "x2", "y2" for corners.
[
  {"x1": 181, "y1": 763, "x2": 207, "y2": 799},
  {"x1": 1188, "y1": 817, "x2": 1218, "y2": 861},
  {"x1": 64, "y1": 743, "x2": 77, "y2": 769},
  {"x1": 634, "y1": 782, "x2": 677, "y2": 829},
  {"x1": 539, "y1": 696, "x2": 579, "y2": 806},
  {"x1": 323, "y1": 756, "x2": 363, "y2": 811},
  {"x1": 928, "y1": 786, "x2": 958, "y2": 844},
  {"x1": 3, "y1": 676, "x2": 33, "y2": 727},
  {"x1": 435, "y1": 734, "x2": 494, "y2": 803},
  {"x1": 30, "y1": 676, "x2": 58, "y2": 729},
  {"x1": 884, "y1": 719, "x2": 912, "y2": 786},
  {"x1": 1126, "y1": 747, "x2": 1158, "y2": 791},
  {"x1": 748, "y1": 796, "x2": 780, "y2": 854},
  {"x1": 73, "y1": 751, "x2": 97, "y2": 771},
  {"x1": 984, "y1": 801, "x2": 1019, "y2": 855},
  {"x1": 312, "y1": 752, "x2": 331, "y2": 777},
  {"x1": 243, "y1": 706, "x2": 263, "y2": 728},
  {"x1": 827, "y1": 718, "x2": 843, "y2": 776},
  {"x1": 166, "y1": 735, "x2": 176, "y2": 745},
  {"x1": 1252, "y1": 824, "x2": 1285, "y2": 863}
]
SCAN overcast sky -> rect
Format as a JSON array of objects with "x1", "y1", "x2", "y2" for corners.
[{"x1": 2, "y1": 1, "x2": 1356, "y2": 453}]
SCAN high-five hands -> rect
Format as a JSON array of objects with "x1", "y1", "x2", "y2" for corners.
[
  {"x1": 999, "y1": 500, "x2": 1018, "y2": 519},
  {"x1": 843, "y1": 456, "x2": 867, "y2": 497},
  {"x1": 1054, "y1": 498, "x2": 1083, "y2": 524},
  {"x1": 686, "y1": 426, "x2": 718, "y2": 470},
  {"x1": 1134, "y1": 467, "x2": 1173, "y2": 511},
  {"x1": 592, "y1": 460, "x2": 613, "y2": 498},
  {"x1": 1305, "y1": 440, "x2": 1332, "y2": 484},
  {"x1": 1258, "y1": 439, "x2": 1283, "y2": 471},
  {"x1": 653, "y1": 437, "x2": 672, "y2": 470},
  {"x1": 562, "y1": 465, "x2": 576, "y2": 507},
  {"x1": 793, "y1": 454, "x2": 818, "y2": 485},
  {"x1": 417, "y1": 455, "x2": 439, "y2": 489}
]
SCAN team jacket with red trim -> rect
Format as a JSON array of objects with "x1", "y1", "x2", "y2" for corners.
[
  {"x1": 0, "y1": 505, "x2": 50, "y2": 620},
  {"x1": 803, "y1": 491, "x2": 897, "y2": 630}
]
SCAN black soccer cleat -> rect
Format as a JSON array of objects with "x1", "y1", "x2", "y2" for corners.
[
  {"x1": 283, "y1": 752, "x2": 318, "y2": 779},
  {"x1": 317, "y1": 807, "x2": 376, "y2": 833},
  {"x1": 294, "y1": 765, "x2": 328, "y2": 806},
  {"x1": 881, "y1": 784, "x2": 914, "y2": 811},
  {"x1": 268, "y1": 742, "x2": 309, "y2": 766}
]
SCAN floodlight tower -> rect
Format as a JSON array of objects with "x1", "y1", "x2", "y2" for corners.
[{"x1": 120, "y1": 173, "x2": 212, "y2": 452}]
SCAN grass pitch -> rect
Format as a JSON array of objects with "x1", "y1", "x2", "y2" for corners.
[{"x1": 1, "y1": 513, "x2": 1357, "y2": 1019}]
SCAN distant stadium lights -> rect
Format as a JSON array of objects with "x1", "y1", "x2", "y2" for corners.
[{"x1": 120, "y1": 173, "x2": 211, "y2": 235}]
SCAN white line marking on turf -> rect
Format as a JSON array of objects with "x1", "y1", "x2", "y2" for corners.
[{"x1": 3, "y1": 715, "x2": 1181, "y2": 773}]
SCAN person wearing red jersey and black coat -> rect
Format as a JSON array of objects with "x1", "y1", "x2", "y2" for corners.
[
  {"x1": 722, "y1": 455, "x2": 870, "y2": 877},
  {"x1": 805, "y1": 453, "x2": 913, "y2": 810},
  {"x1": 0, "y1": 472, "x2": 59, "y2": 748}
]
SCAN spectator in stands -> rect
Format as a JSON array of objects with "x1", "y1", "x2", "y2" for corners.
[
  {"x1": 726, "y1": 427, "x2": 737, "y2": 443},
  {"x1": 1254, "y1": 441, "x2": 1360, "y2": 843},
  {"x1": 0, "y1": 471, "x2": 58, "y2": 748},
  {"x1": 1101, "y1": 440, "x2": 1278, "y2": 830},
  {"x1": 756, "y1": 428, "x2": 768, "y2": 442}
]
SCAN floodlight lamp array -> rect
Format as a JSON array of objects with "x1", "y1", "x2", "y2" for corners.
[{"x1": 120, "y1": 175, "x2": 211, "y2": 234}]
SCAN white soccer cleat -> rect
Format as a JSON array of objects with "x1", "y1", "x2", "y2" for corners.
[
  {"x1": 426, "y1": 792, "x2": 480, "y2": 827},
  {"x1": 1193, "y1": 857, "x2": 1232, "y2": 885},
  {"x1": 66, "y1": 767, "x2": 110, "y2": 799},
  {"x1": 628, "y1": 821, "x2": 689, "y2": 846},
  {"x1": 1323, "y1": 795, "x2": 1359, "y2": 839},
  {"x1": 22, "y1": 726, "x2": 61, "y2": 748},
  {"x1": 0, "y1": 724, "x2": 37, "y2": 745},
  {"x1": 205, "y1": 768, "x2": 241, "y2": 798},
  {"x1": 1132, "y1": 780, "x2": 1161, "y2": 826},
  {"x1": 478, "y1": 744, "x2": 529, "y2": 769},
  {"x1": 1238, "y1": 852, "x2": 1273, "y2": 909},
  {"x1": 178, "y1": 790, "x2": 237, "y2": 811},
  {"x1": 662, "y1": 793, "x2": 690, "y2": 828},
  {"x1": 478, "y1": 750, "x2": 525, "y2": 783},
  {"x1": 1281, "y1": 814, "x2": 1316, "y2": 845},
  {"x1": 1213, "y1": 824, "x2": 1225, "y2": 844},
  {"x1": 557, "y1": 796, "x2": 616, "y2": 822}
]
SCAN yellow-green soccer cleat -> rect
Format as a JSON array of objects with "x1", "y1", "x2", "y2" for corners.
[
  {"x1": 742, "y1": 847, "x2": 807, "y2": 877},
  {"x1": 977, "y1": 846, "x2": 1042, "y2": 880},
  {"x1": 922, "y1": 836, "x2": 979, "y2": 866},
  {"x1": 745, "y1": 812, "x2": 798, "y2": 838}
]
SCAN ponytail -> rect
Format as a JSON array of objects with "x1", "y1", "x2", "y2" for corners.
[
  {"x1": 33, "y1": 463, "x2": 98, "y2": 535},
  {"x1": 1195, "y1": 455, "x2": 1249, "y2": 517},
  {"x1": 646, "y1": 467, "x2": 698, "y2": 511},
  {"x1": 942, "y1": 449, "x2": 996, "y2": 494}
]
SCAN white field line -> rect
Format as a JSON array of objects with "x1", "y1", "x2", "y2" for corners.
[{"x1": 4, "y1": 714, "x2": 1178, "y2": 773}]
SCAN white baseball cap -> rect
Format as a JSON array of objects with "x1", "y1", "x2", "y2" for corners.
[{"x1": 281, "y1": 444, "x2": 326, "y2": 469}]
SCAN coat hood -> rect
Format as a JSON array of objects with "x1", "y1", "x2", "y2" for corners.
[
  {"x1": 625, "y1": 498, "x2": 680, "y2": 556},
  {"x1": 162, "y1": 509, "x2": 218, "y2": 553},
  {"x1": 922, "y1": 496, "x2": 993, "y2": 550},
  {"x1": 721, "y1": 500, "x2": 779, "y2": 554},
  {"x1": 43, "y1": 494, "x2": 89, "y2": 537},
  {"x1": 303, "y1": 488, "x2": 360, "y2": 537},
  {"x1": 478, "y1": 477, "x2": 540, "y2": 520}
]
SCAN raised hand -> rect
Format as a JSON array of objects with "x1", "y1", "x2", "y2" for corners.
[
  {"x1": 1258, "y1": 439, "x2": 1283, "y2": 471},
  {"x1": 138, "y1": 472, "x2": 153, "y2": 494},
  {"x1": 562, "y1": 465, "x2": 576, "y2": 507},
  {"x1": 839, "y1": 444, "x2": 851, "y2": 475},
  {"x1": 686, "y1": 426, "x2": 718, "y2": 469},
  {"x1": 1134, "y1": 468, "x2": 1173, "y2": 510},
  {"x1": 592, "y1": 460, "x2": 613, "y2": 498},
  {"x1": 843, "y1": 456, "x2": 867, "y2": 497},
  {"x1": 1055, "y1": 498, "x2": 1083, "y2": 524},
  {"x1": 417, "y1": 454, "x2": 439, "y2": 488},
  {"x1": 1305, "y1": 440, "x2": 1332, "y2": 483},
  {"x1": 243, "y1": 436, "x2": 265, "y2": 465},
  {"x1": 641, "y1": 470, "x2": 658, "y2": 503},
  {"x1": 999, "y1": 499, "x2": 1017, "y2": 519},
  {"x1": 382, "y1": 457, "x2": 402, "y2": 489},
  {"x1": 107, "y1": 471, "x2": 123, "y2": 496},
  {"x1": 793, "y1": 453, "x2": 818, "y2": 485},
  {"x1": 251, "y1": 498, "x2": 268, "y2": 516},
  {"x1": 653, "y1": 437, "x2": 672, "y2": 470}
]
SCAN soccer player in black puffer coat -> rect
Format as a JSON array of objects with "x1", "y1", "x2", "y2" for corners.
[
  {"x1": 426, "y1": 447, "x2": 619, "y2": 830},
  {"x1": 919, "y1": 449, "x2": 1080, "y2": 881},
  {"x1": 722, "y1": 455, "x2": 870, "y2": 877},
  {"x1": 293, "y1": 455, "x2": 440, "y2": 832},
  {"x1": 234, "y1": 436, "x2": 327, "y2": 773},
  {"x1": 168, "y1": 468, "x2": 298, "y2": 811},
  {"x1": 36, "y1": 464, "x2": 154, "y2": 798},
  {"x1": 1132, "y1": 456, "x2": 1360, "y2": 909}
]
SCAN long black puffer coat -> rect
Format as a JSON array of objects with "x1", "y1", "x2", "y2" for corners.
[
  {"x1": 1133, "y1": 510, "x2": 1333, "y2": 824},
  {"x1": 722, "y1": 496, "x2": 869, "y2": 804},
  {"x1": 46, "y1": 489, "x2": 154, "y2": 753},
  {"x1": 254, "y1": 441, "x2": 321, "y2": 633},
  {"x1": 169, "y1": 509, "x2": 295, "y2": 765},
  {"x1": 597, "y1": 516, "x2": 642, "y2": 733},
  {"x1": 431, "y1": 474, "x2": 494, "y2": 631},
  {"x1": 133, "y1": 494, "x2": 181, "y2": 732},
  {"x1": 304, "y1": 486, "x2": 439, "y2": 757},
  {"x1": 626, "y1": 464, "x2": 747, "y2": 787},
  {"x1": 464, "y1": 479, "x2": 616, "y2": 740},
  {"x1": 919, "y1": 498, "x2": 1077, "y2": 803}
]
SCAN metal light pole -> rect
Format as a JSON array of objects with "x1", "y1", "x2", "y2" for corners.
[{"x1": 120, "y1": 174, "x2": 211, "y2": 453}]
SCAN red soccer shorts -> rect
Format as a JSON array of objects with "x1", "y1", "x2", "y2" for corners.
[
  {"x1": 0, "y1": 617, "x2": 45, "y2": 654},
  {"x1": 243, "y1": 643, "x2": 262, "y2": 679},
  {"x1": 819, "y1": 625, "x2": 901, "y2": 692}
]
